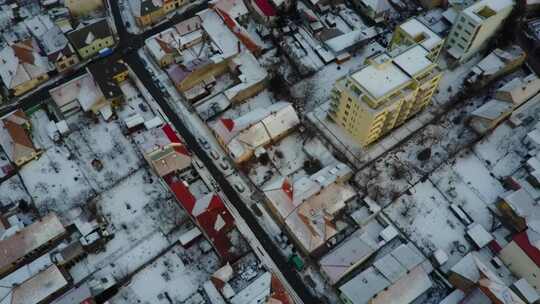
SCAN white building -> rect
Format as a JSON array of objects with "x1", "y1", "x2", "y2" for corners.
[{"x1": 446, "y1": 0, "x2": 514, "y2": 62}]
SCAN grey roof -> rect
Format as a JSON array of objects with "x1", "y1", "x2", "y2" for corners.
[
  {"x1": 67, "y1": 19, "x2": 112, "y2": 50},
  {"x1": 339, "y1": 267, "x2": 391, "y2": 304}
]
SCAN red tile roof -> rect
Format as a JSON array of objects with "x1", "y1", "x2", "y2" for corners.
[
  {"x1": 162, "y1": 124, "x2": 190, "y2": 155},
  {"x1": 220, "y1": 118, "x2": 235, "y2": 131},
  {"x1": 215, "y1": 8, "x2": 262, "y2": 54},
  {"x1": 513, "y1": 230, "x2": 540, "y2": 268},
  {"x1": 253, "y1": 0, "x2": 277, "y2": 17},
  {"x1": 162, "y1": 124, "x2": 181, "y2": 143},
  {"x1": 165, "y1": 175, "x2": 236, "y2": 261},
  {"x1": 166, "y1": 175, "x2": 196, "y2": 212},
  {"x1": 196, "y1": 194, "x2": 236, "y2": 260}
]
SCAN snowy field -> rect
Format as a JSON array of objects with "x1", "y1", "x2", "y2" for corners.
[
  {"x1": 65, "y1": 117, "x2": 142, "y2": 191},
  {"x1": 69, "y1": 168, "x2": 189, "y2": 283},
  {"x1": 384, "y1": 179, "x2": 472, "y2": 270},
  {"x1": 0, "y1": 175, "x2": 31, "y2": 208},
  {"x1": 19, "y1": 143, "x2": 95, "y2": 214},
  {"x1": 110, "y1": 244, "x2": 220, "y2": 304}
]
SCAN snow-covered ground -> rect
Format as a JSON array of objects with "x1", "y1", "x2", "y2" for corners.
[
  {"x1": 19, "y1": 143, "x2": 96, "y2": 214},
  {"x1": 384, "y1": 179, "x2": 472, "y2": 271},
  {"x1": 65, "y1": 117, "x2": 143, "y2": 191},
  {"x1": 0, "y1": 174, "x2": 31, "y2": 208},
  {"x1": 109, "y1": 244, "x2": 220, "y2": 304},
  {"x1": 68, "y1": 167, "x2": 188, "y2": 283}
]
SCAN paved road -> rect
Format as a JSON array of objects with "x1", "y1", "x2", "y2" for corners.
[
  {"x1": 1, "y1": 2, "x2": 320, "y2": 302},
  {"x1": 112, "y1": 3, "x2": 321, "y2": 303},
  {"x1": 0, "y1": 1, "x2": 208, "y2": 118},
  {"x1": 125, "y1": 50, "x2": 321, "y2": 304}
]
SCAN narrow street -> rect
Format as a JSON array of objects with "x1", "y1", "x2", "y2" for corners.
[
  {"x1": 0, "y1": 1, "x2": 321, "y2": 303},
  {"x1": 125, "y1": 50, "x2": 320, "y2": 304}
]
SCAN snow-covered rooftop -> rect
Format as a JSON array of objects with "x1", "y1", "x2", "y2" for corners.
[
  {"x1": 0, "y1": 213, "x2": 65, "y2": 276},
  {"x1": 0, "y1": 39, "x2": 51, "y2": 89},
  {"x1": 392, "y1": 45, "x2": 433, "y2": 77},
  {"x1": 145, "y1": 28, "x2": 179, "y2": 63},
  {"x1": 463, "y1": 0, "x2": 514, "y2": 23},
  {"x1": 352, "y1": 57, "x2": 411, "y2": 99},
  {"x1": 398, "y1": 18, "x2": 443, "y2": 51},
  {"x1": 49, "y1": 72, "x2": 105, "y2": 112},
  {"x1": 319, "y1": 230, "x2": 379, "y2": 285},
  {"x1": 263, "y1": 162, "x2": 355, "y2": 253},
  {"x1": 198, "y1": 9, "x2": 241, "y2": 62},
  {"x1": 339, "y1": 243, "x2": 430, "y2": 304},
  {"x1": 10, "y1": 265, "x2": 68, "y2": 304},
  {"x1": 224, "y1": 51, "x2": 268, "y2": 101},
  {"x1": 211, "y1": 102, "x2": 300, "y2": 163}
]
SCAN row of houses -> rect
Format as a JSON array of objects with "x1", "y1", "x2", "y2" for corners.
[{"x1": 0, "y1": 16, "x2": 115, "y2": 97}]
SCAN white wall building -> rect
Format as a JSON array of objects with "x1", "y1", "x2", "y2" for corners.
[{"x1": 446, "y1": 0, "x2": 514, "y2": 62}]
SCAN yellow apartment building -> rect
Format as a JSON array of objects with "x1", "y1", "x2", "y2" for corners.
[
  {"x1": 390, "y1": 17, "x2": 445, "y2": 61},
  {"x1": 328, "y1": 45, "x2": 442, "y2": 146}
]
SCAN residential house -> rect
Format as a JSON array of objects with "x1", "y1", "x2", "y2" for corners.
[
  {"x1": 319, "y1": 229, "x2": 380, "y2": 285},
  {"x1": 328, "y1": 45, "x2": 442, "y2": 146},
  {"x1": 0, "y1": 213, "x2": 66, "y2": 278},
  {"x1": 145, "y1": 28, "x2": 181, "y2": 67},
  {"x1": 65, "y1": 0, "x2": 104, "y2": 17},
  {"x1": 446, "y1": 0, "x2": 514, "y2": 63},
  {"x1": 351, "y1": 0, "x2": 392, "y2": 23},
  {"x1": 0, "y1": 38, "x2": 52, "y2": 96},
  {"x1": 166, "y1": 177, "x2": 238, "y2": 262},
  {"x1": 49, "y1": 72, "x2": 107, "y2": 117},
  {"x1": 138, "y1": 124, "x2": 192, "y2": 177},
  {"x1": 211, "y1": 0, "x2": 250, "y2": 23},
  {"x1": 469, "y1": 74, "x2": 540, "y2": 134},
  {"x1": 500, "y1": 227, "x2": 540, "y2": 291},
  {"x1": 210, "y1": 102, "x2": 300, "y2": 163},
  {"x1": 0, "y1": 109, "x2": 41, "y2": 166},
  {"x1": 130, "y1": 0, "x2": 188, "y2": 27},
  {"x1": 512, "y1": 278, "x2": 540, "y2": 303},
  {"x1": 465, "y1": 46, "x2": 526, "y2": 88},
  {"x1": 263, "y1": 162, "x2": 355, "y2": 255},
  {"x1": 67, "y1": 19, "x2": 115, "y2": 60},
  {"x1": 339, "y1": 243, "x2": 432, "y2": 304},
  {"x1": 224, "y1": 51, "x2": 268, "y2": 103},
  {"x1": 390, "y1": 17, "x2": 445, "y2": 61},
  {"x1": 448, "y1": 252, "x2": 505, "y2": 294},
  {"x1": 248, "y1": 0, "x2": 278, "y2": 24},
  {"x1": 166, "y1": 9, "x2": 243, "y2": 94},
  {"x1": 496, "y1": 188, "x2": 538, "y2": 232},
  {"x1": 87, "y1": 59, "x2": 129, "y2": 107},
  {"x1": 25, "y1": 15, "x2": 79, "y2": 72},
  {"x1": 9, "y1": 265, "x2": 71, "y2": 304},
  {"x1": 459, "y1": 280, "x2": 526, "y2": 304}
]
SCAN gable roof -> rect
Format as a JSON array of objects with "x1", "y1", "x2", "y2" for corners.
[
  {"x1": 67, "y1": 19, "x2": 112, "y2": 50},
  {"x1": 0, "y1": 39, "x2": 51, "y2": 89},
  {"x1": 165, "y1": 176, "x2": 236, "y2": 261}
]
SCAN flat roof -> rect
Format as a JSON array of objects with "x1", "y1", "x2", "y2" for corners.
[
  {"x1": 463, "y1": 0, "x2": 513, "y2": 22},
  {"x1": 393, "y1": 45, "x2": 433, "y2": 77},
  {"x1": 399, "y1": 18, "x2": 443, "y2": 50},
  {"x1": 351, "y1": 59, "x2": 411, "y2": 99}
]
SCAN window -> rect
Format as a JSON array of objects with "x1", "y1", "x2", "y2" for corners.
[
  {"x1": 460, "y1": 36, "x2": 468, "y2": 43},
  {"x1": 457, "y1": 43, "x2": 465, "y2": 49},
  {"x1": 457, "y1": 25, "x2": 463, "y2": 30}
]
